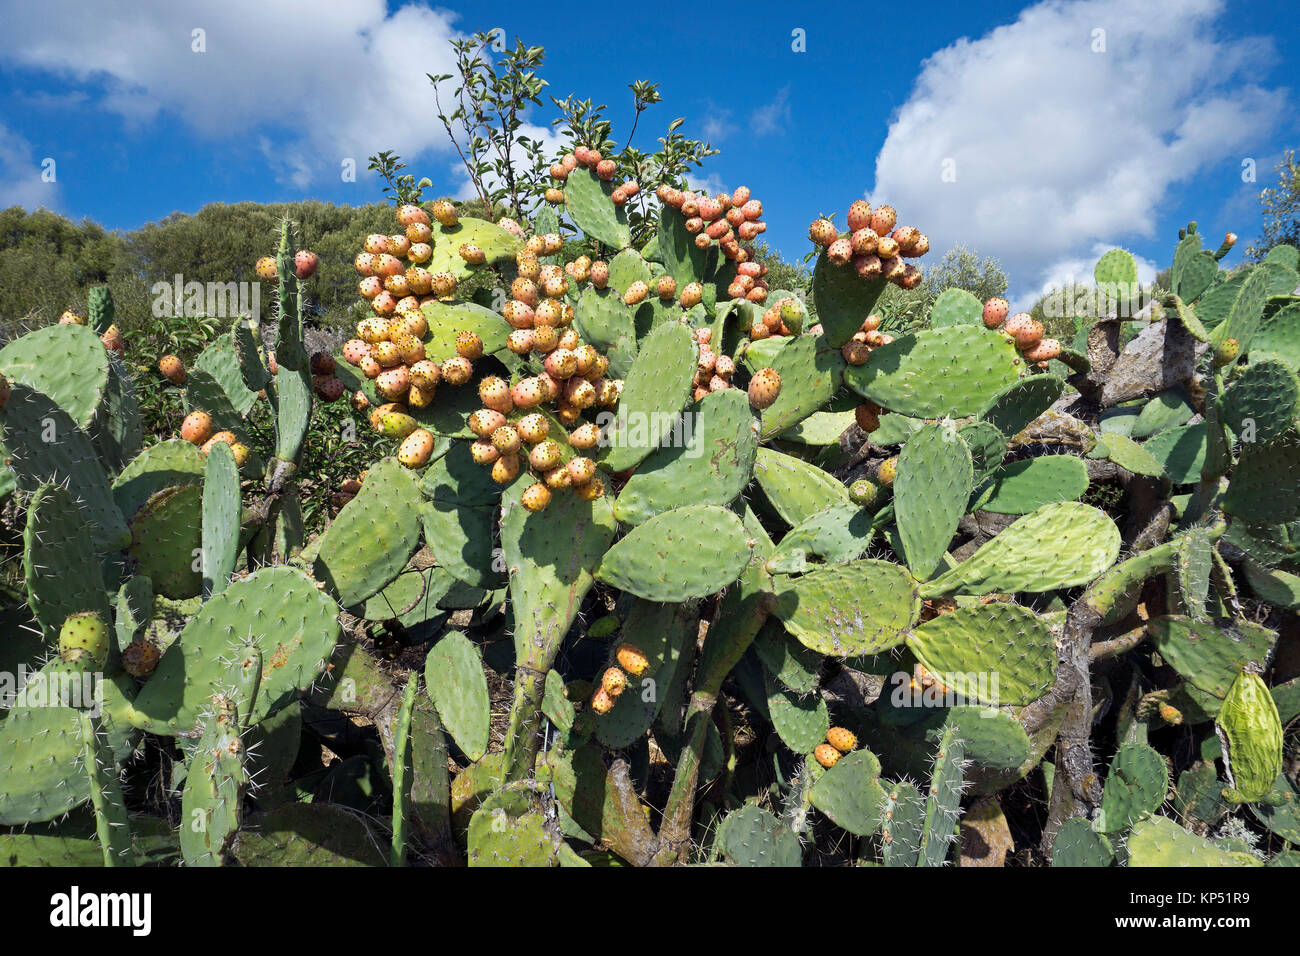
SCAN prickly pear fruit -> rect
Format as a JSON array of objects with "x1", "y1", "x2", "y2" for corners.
[
  {"x1": 808, "y1": 218, "x2": 837, "y2": 247},
  {"x1": 431, "y1": 199, "x2": 458, "y2": 227},
  {"x1": 601, "y1": 667, "x2": 627, "y2": 697},
  {"x1": 456, "y1": 330, "x2": 484, "y2": 359},
  {"x1": 616, "y1": 643, "x2": 649, "y2": 677},
  {"x1": 826, "y1": 727, "x2": 858, "y2": 754},
  {"x1": 982, "y1": 297, "x2": 1009, "y2": 328},
  {"x1": 122, "y1": 640, "x2": 160, "y2": 678},
  {"x1": 1022, "y1": 338, "x2": 1061, "y2": 363},
  {"x1": 814, "y1": 744, "x2": 841, "y2": 769},
  {"x1": 624, "y1": 281, "x2": 649, "y2": 306},
  {"x1": 522, "y1": 482, "x2": 552, "y2": 513},
  {"x1": 848, "y1": 478, "x2": 879, "y2": 507},
  {"x1": 441, "y1": 357, "x2": 473, "y2": 386},
  {"x1": 1214, "y1": 337, "x2": 1240, "y2": 368},
  {"x1": 294, "y1": 249, "x2": 319, "y2": 280},
  {"x1": 58, "y1": 611, "x2": 110, "y2": 666},
  {"x1": 158, "y1": 354, "x2": 186, "y2": 384},
  {"x1": 255, "y1": 256, "x2": 278, "y2": 281},
  {"x1": 479, "y1": 376, "x2": 513, "y2": 414},
  {"x1": 747, "y1": 367, "x2": 782, "y2": 410},
  {"x1": 398, "y1": 428, "x2": 436, "y2": 468},
  {"x1": 181, "y1": 410, "x2": 213, "y2": 446},
  {"x1": 878, "y1": 457, "x2": 897, "y2": 487},
  {"x1": 591, "y1": 687, "x2": 615, "y2": 715}
]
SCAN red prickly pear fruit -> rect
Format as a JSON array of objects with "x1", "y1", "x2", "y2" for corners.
[
  {"x1": 511, "y1": 377, "x2": 546, "y2": 409},
  {"x1": 1022, "y1": 338, "x2": 1061, "y2": 363},
  {"x1": 910, "y1": 233, "x2": 930, "y2": 256},
  {"x1": 376, "y1": 366, "x2": 411, "y2": 401},
  {"x1": 431, "y1": 200, "x2": 458, "y2": 227},
  {"x1": 517, "y1": 413, "x2": 550, "y2": 444},
  {"x1": 569, "y1": 422, "x2": 601, "y2": 450},
  {"x1": 470, "y1": 439, "x2": 500, "y2": 465},
  {"x1": 181, "y1": 410, "x2": 212, "y2": 445},
  {"x1": 575, "y1": 477, "x2": 605, "y2": 501},
  {"x1": 351, "y1": 390, "x2": 371, "y2": 413},
  {"x1": 880, "y1": 256, "x2": 905, "y2": 281},
  {"x1": 469, "y1": 408, "x2": 508, "y2": 438},
  {"x1": 809, "y1": 219, "x2": 838, "y2": 247},
  {"x1": 442, "y1": 356, "x2": 473, "y2": 384},
  {"x1": 529, "y1": 440, "x2": 564, "y2": 471},
  {"x1": 814, "y1": 744, "x2": 840, "y2": 769},
  {"x1": 698, "y1": 196, "x2": 722, "y2": 221},
  {"x1": 748, "y1": 367, "x2": 782, "y2": 410},
  {"x1": 491, "y1": 453, "x2": 520, "y2": 484},
  {"x1": 847, "y1": 200, "x2": 873, "y2": 232},
  {"x1": 315, "y1": 377, "x2": 345, "y2": 402},
  {"x1": 536, "y1": 372, "x2": 561, "y2": 403},
  {"x1": 656, "y1": 275, "x2": 678, "y2": 300},
  {"x1": 601, "y1": 667, "x2": 627, "y2": 697},
  {"x1": 456, "y1": 330, "x2": 484, "y2": 359},
  {"x1": 982, "y1": 297, "x2": 1010, "y2": 328},
  {"x1": 479, "y1": 376, "x2": 514, "y2": 414},
  {"x1": 398, "y1": 204, "x2": 430, "y2": 226},
  {"x1": 741, "y1": 199, "x2": 763, "y2": 221},
  {"x1": 898, "y1": 264, "x2": 923, "y2": 290},
  {"x1": 158, "y1": 354, "x2": 186, "y2": 385},
  {"x1": 732, "y1": 186, "x2": 751, "y2": 206},
  {"x1": 543, "y1": 349, "x2": 577, "y2": 380},
  {"x1": 827, "y1": 237, "x2": 853, "y2": 266},
  {"x1": 892, "y1": 226, "x2": 921, "y2": 254},
  {"x1": 294, "y1": 249, "x2": 319, "y2": 279},
  {"x1": 622, "y1": 181, "x2": 640, "y2": 197},
  {"x1": 564, "y1": 377, "x2": 596, "y2": 409},
  {"x1": 549, "y1": 162, "x2": 568, "y2": 180},
  {"x1": 590, "y1": 261, "x2": 610, "y2": 289},
  {"x1": 503, "y1": 300, "x2": 535, "y2": 329},
  {"x1": 359, "y1": 276, "x2": 383, "y2": 299},
  {"x1": 122, "y1": 640, "x2": 161, "y2": 678},
  {"x1": 561, "y1": 153, "x2": 578, "y2": 172},
  {"x1": 1004, "y1": 313, "x2": 1042, "y2": 349},
  {"x1": 310, "y1": 352, "x2": 336, "y2": 376},
  {"x1": 827, "y1": 727, "x2": 858, "y2": 753},
  {"x1": 623, "y1": 281, "x2": 649, "y2": 306},
  {"x1": 842, "y1": 340, "x2": 871, "y2": 365},
  {"x1": 398, "y1": 428, "x2": 436, "y2": 468},
  {"x1": 862, "y1": 314, "x2": 883, "y2": 333},
  {"x1": 869, "y1": 205, "x2": 897, "y2": 235},
  {"x1": 491, "y1": 424, "x2": 521, "y2": 454},
  {"x1": 715, "y1": 355, "x2": 736, "y2": 378},
  {"x1": 596, "y1": 159, "x2": 617, "y2": 180},
  {"x1": 522, "y1": 482, "x2": 552, "y2": 513},
  {"x1": 354, "y1": 253, "x2": 376, "y2": 276}
]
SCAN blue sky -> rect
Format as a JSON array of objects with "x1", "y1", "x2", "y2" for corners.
[{"x1": 0, "y1": 0, "x2": 1296, "y2": 305}]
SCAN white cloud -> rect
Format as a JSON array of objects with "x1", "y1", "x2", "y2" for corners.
[
  {"x1": 0, "y1": 0, "x2": 519, "y2": 189},
  {"x1": 750, "y1": 87, "x2": 791, "y2": 137},
  {"x1": 870, "y1": 0, "x2": 1289, "y2": 298},
  {"x1": 0, "y1": 124, "x2": 59, "y2": 210}
]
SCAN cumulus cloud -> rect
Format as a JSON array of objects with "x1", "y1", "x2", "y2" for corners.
[
  {"x1": 750, "y1": 87, "x2": 791, "y2": 137},
  {"x1": 870, "y1": 0, "x2": 1289, "y2": 297},
  {"x1": 0, "y1": 124, "x2": 59, "y2": 210},
  {"x1": 0, "y1": 0, "x2": 551, "y2": 189}
]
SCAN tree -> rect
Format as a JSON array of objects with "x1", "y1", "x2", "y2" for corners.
[
  {"x1": 921, "y1": 244, "x2": 1009, "y2": 304},
  {"x1": 1247, "y1": 149, "x2": 1300, "y2": 261}
]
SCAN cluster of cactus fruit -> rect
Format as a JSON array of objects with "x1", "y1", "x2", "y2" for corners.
[{"x1": 2, "y1": 127, "x2": 1299, "y2": 869}]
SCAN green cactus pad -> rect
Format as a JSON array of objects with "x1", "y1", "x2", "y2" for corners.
[
  {"x1": 1174, "y1": 526, "x2": 1213, "y2": 620},
  {"x1": 196, "y1": 333, "x2": 260, "y2": 416},
  {"x1": 1174, "y1": 762, "x2": 1228, "y2": 831},
  {"x1": 0, "y1": 384, "x2": 130, "y2": 552},
  {"x1": 314, "y1": 458, "x2": 423, "y2": 608},
  {"x1": 593, "y1": 600, "x2": 698, "y2": 749},
  {"x1": 810, "y1": 252, "x2": 889, "y2": 347},
  {"x1": 774, "y1": 560, "x2": 920, "y2": 656},
  {"x1": 1251, "y1": 302, "x2": 1300, "y2": 369},
  {"x1": 1196, "y1": 272, "x2": 1247, "y2": 330},
  {"x1": 418, "y1": 442, "x2": 503, "y2": 590},
  {"x1": 756, "y1": 336, "x2": 846, "y2": 440},
  {"x1": 601, "y1": 320, "x2": 696, "y2": 473},
  {"x1": 895, "y1": 421, "x2": 973, "y2": 579},
  {"x1": 940, "y1": 706, "x2": 1033, "y2": 770},
  {"x1": 716, "y1": 803, "x2": 802, "y2": 866},
  {"x1": 114, "y1": 575, "x2": 153, "y2": 651},
  {"x1": 232, "y1": 803, "x2": 385, "y2": 867},
  {"x1": 907, "y1": 602, "x2": 1055, "y2": 706},
  {"x1": 540, "y1": 745, "x2": 658, "y2": 864},
  {"x1": 128, "y1": 566, "x2": 339, "y2": 734},
  {"x1": 1051, "y1": 818, "x2": 1114, "y2": 867},
  {"x1": 1251, "y1": 776, "x2": 1300, "y2": 845},
  {"x1": 90, "y1": 359, "x2": 143, "y2": 473},
  {"x1": 183, "y1": 367, "x2": 244, "y2": 433},
  {"x1": 921, "y1": 502, "x2": 1120, "y2": 597},
  {"x1": 973, "y1": 454, "x2": 1088, "y2": 514},
  {"x1": 23, "y1": 484, "x2": 112, "y2": 646},
  {"x1": 920, "y1": 724, "x2": 966, "y2": 867},
  {"x1": 594, "y1": 505, "x2": 751, "y2": 602},
  {"x1": 1099, "y1": 742, "x2": 1168, "y2": 833},
  {"x1": 573, "y1": 287, "x2": 637, "y2": 379},
  {"x1": 112, "y1": 439, "x2": 205, "y2": 519},
  {"x1": 1222, "y1": 265, "x2": 1273, "y2": 357},
  {"x1": 809, "y1": 749, "x2": 887, "y2": 836},
  {"x1": 564, "y1": 168, "x2": 631, "y2": 250},
  {"x1": 1143, "y1": 423, "x2": 1206, "y2": 484},
  {"x1": 1094, "y1": 248, "x2": 1138, "y2": 303},
  {"x1": 1217, "y1": 672, "x2": 1284, "y2": 803},
  {"x1": 606, "y1": 248, "x2": 652, "y2": 298},
  {"x1": 0, "y1": 324, "x2": 109, "y2": 428},
  {"x1": 128, "y1": 484, "x2": 203, "y2": 600},
  {"x1": 419, "y1": 300, "x2": 511, "y2": 365},
  {"x1": 180, "y1": 697, "x2": 247, "y2": 867},
  {"x1": 927, "y1": 288, "x2": 984, "y2": 328},
  {"x1": 753, "y1": 620, "x2": 824, "y2": 694},
  {"x1": 1218, "y1": 357, "x2": 1300, "y2": 443},
  {"x1": 656, "y1": 208, "x2": 708, "y2": 289},
  {"x1": 424, "y1": 632, "x2": 491, "y2": 763},
  {"x1": 766, "y1": 504, "x2": 873, "y2": 574},
  {"x1": 846, "y1": 325, "x2": 1025, "y2": 419},
  {"x1": 0, "y1": 706, "x2": 89, "y2": 825},
  {"x1": 1172, "y1": 233, "x2": 1218, "y2": 303},
  {"x1": 979, "y1": 375, "x2": 1065, "y2": 439},
  {"x1": 1132, "y1": 388, "x2": 1195, "y2": 439},
  {"x1": 201, "y1": 440, "x2": 240, "y2": 598},
  {"x1": 753, "y1": 447, "x2": 852, "y2": 527},
  {"x1": 1148, "y1": 616, "x2": 1276, "y2": 700},
  {"x1": 1127, "y1": 814, "x2": 1263, "y2": 867},
  {"x1": 779, "y1": 409, "x2": 856, "y2": 445},
  {"x1": 880, "y1": 782, "x2": 926, "y2": 866},
  {"x1": 1163, "y1": 294, "x2": 1212, "y2": 342},
  {"x1": 765, "y1": 670, "x2": 829, "y2": 753},
  {"x1": 467, "y1": 787, "x2": 559, "y2": 867},
  {"x1": 959, "y1": 421, "x2": 1008, "y2": 484},
  {"x1": 614, "y1": 389, "x2": 757, "y2": 525},
  {"x1": 428, "y1": 217, "x2": 522, "y2": 280},
  {"x1": 1223, "y1": 427, "x2": 1300, "y2": 522}
]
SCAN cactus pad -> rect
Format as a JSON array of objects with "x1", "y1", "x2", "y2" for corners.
[
  {"x1": 756, "y1": 336, "x2": 846, "y2": 440},
  {"x1": 564, "y1": 168, "x2": 631, "y2": 250},
  {"x1": 716, "y1": 803, "x2": 802, "y2": 866},
  {"x1": 810, "y1": 251, "x2": 889, "y2": 347},
  {"x1": 809, "y1": 749, "x2": 887, "y2": 836},
  {"x1": 753, "y1": 447, "x2": 852, "y2": 527},
  {"x1": 895, "y1": 421, "x2": 973, "y2": 579},
  {"x1": 973, "y1": 454, "x2": 1089, "y2": 514},
  {"x1": 601, "y1": 320, "x2": 696, "y2": 473},
  {"x1": 1099, "y1": 742, "x2": 1168, "y2": 833},
  {"x1": 774, "y1": 560, "x2": 920, "y2": 656},
  {"x1": 927, "y1": 288, "x2": 983, "y2": 328},
  {"x1": 424, "y1": 632, "x2": 491, "y2": 763},
  {"x1": 594, "y1": 505, "x2": 751, "y2": 602},
  {"x1": 0, "y1": 324, "x2": 109, "y2": 428},
  {"x1": 907, "y1": 602, "x2": 1056, "y2": 706},
  {"x1": 979, "y1": 375, "x2": 1065, "y2": 439}
]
